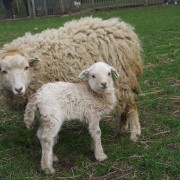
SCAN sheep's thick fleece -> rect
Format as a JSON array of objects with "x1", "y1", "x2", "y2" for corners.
[{"x1": 0, "y1": 17, "x2": 142, "y2": 141}]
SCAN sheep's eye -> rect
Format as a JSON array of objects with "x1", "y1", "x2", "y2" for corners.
[
  {"x1": 2, "y1": 70, "x2": 7, "y2": 75},
  {"x1": 108, "y1": 72, "x2": 111, "y2": 76},
  {"x1": 92, "y1": 75, "x2": 96, "y2": 78},
  {"x1": 24, "y1": 66, "x2": 29, "y2": 70}
]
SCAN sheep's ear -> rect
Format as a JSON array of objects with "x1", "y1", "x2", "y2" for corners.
[
  {"x1": 29, "y1": 57, "x2": 39, "y2": 66},
  {"x1": 111, "y1": 67, "x2": 120, "y2": 79},
  {"x1": 78, "y1": 69, "x2": 89, "y2": 80}
]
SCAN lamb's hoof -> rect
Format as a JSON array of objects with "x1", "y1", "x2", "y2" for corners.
[
  {"x1": 43, "y1": 167, "x2": 55, "y2": 175},
  {"x1": 95, "y1": 153, "x2": 107, "y2": 162},
  {"x1": 130, "y1": 133, "x2": 141, "y2": 142},
  {"x1": 53, "y1": 154, "x2": 59, "y2": 162}
]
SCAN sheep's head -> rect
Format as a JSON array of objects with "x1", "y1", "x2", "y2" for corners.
[
  {"x1": 0, "y1": 53, "x2": 39, "y2": 96},
  {"x1": 79, "y1": 62, "x2": 120, "y2": 94}
]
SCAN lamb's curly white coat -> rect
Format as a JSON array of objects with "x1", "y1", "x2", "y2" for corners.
[
  {"x1": 0, "y1": 17, "x2": 142, "y2": 141},
  {"x1": 24, "y1": 62, "x2": 118, "y2": 174}
]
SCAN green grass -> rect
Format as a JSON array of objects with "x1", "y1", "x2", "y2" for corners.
[{"x1": 0, "y1": 5, "x2": 180, "y2": 179}]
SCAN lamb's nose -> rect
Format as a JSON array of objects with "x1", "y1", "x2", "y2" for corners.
[
  {"x1": 15, "y1": 87, "x2": 23, "y2": 93},
  {"x1": 101, "y1": 82, "x2": 107, "y2": 87}
]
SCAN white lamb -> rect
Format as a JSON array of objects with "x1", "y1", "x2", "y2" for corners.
[{"x1": 24, "y1": 62, "x2": 119, "y2": 174}]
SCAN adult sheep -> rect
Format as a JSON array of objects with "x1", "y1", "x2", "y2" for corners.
[{"x1": 0, "y1": 17, "x2": 143, "y2": 141}]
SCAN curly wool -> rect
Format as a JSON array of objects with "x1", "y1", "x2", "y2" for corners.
[{"x1": 0, "y1": 17, "x2": 142, "y2": 113}]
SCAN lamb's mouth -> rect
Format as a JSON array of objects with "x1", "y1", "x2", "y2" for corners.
[
  {"x1": 101, "y1": 86, "x2": 107, "y2": 89},
  {"x1": 13, "y1": 91, "x2": 25, "y2": 96},
  {"x1": 15, "y1": 93, "x2": 25, "y2": 97}
]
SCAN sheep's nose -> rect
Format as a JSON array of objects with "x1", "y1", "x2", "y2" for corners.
[
  {"x1": 101, "y1": 82, "x2": 107, "y2": 88},
  {"x1": 15, "y1": 87, "x2": 23, "y2": 93}
]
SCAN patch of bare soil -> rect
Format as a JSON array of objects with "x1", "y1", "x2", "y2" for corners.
[
  {"x1": 171, "y1": 102, "x2": 180, "y2": 118},
  {"x1": 143, "y1": 80, "x2": 160, "y2": 88},
  {"x1": 168, "y1": 77, "x2": 180, "y2": 87},
  {"x1": 167, "y1": 143, "x2": 180, "y2": 150},
  {"x1": 54, "y1": 157, "x2": 76, "y2": 178}
]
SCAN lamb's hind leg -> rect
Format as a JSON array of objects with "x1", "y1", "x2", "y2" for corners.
[
  {"x1": 37, "y1": 119, "x2": 61, "y2": 174},
  {"x1": 89, "y1": 120, "x2": 107, "y2": 162},
  {"x1": 37, "y1": 129, "x2": 55, "y2": 174}
]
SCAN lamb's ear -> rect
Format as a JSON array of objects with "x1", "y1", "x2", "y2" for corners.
[
  {"x1": 29, "y1": 57, "x2": 40, "y2": 66},
  {"x1": 111, "y1": 67, "x2": 120, "y2": 79},
  {"x1": 78, "y1": 69, "x2": 89, "y2": 80}
]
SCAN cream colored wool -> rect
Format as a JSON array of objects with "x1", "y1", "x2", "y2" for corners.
[{"x1": 0, "y1": 17, "x2": 142, "y2": 141}]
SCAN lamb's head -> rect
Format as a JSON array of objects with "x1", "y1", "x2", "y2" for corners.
[
  {"x1": 79, "y1": 62, "x2": 120, "y2": 94},
  {"x1": 0, "y1": 52, "x2": 39, "y2": 96}
]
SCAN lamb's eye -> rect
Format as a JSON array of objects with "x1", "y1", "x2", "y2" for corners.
[
  {"x1": 108, "y1": 72, "x2": 111, "y2": 76},
  {"x1": 92, "y1": 75, "x2": 96, "y2": 78},
  {"x1": 24, "y1": 66, "x2": 29, "y2": 70},
  {"x1": 2, "y1": 70, "x2": 7, "y2": 75}
]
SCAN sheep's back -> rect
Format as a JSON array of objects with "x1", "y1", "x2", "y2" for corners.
[
  {"x1": 41, "y1": 17, "x2": 143, "y2": 92},
  {"x1": 34, "y1": 17, "x2": 142, "y2": 90}
]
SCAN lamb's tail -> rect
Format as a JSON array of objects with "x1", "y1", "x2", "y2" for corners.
[{"x1": 24, "y1": 94, "x2": 37, "y2": 130}]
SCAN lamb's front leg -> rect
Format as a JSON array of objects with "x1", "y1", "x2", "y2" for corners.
[
  {"x1": 89, "y1": 120, "x2": 107, "y2": 162},
  {"x1": 53, "y1": 135, "x2": 59, "y2": 162}
]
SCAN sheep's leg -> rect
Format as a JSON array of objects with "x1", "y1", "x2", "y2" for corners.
[
  {"x1": 39, "y1": 136, "x2": 55, "y2": 174},
  {"x1": 128, "y1": 108, "x2": 141, "y2": 142},
  {"x1": 119, "y1": 112, "x2": 129, "y2": 133},
  {"x1": 89, "y1": 121, "x2": 107, "y2": 162},
  {"x1": 37, "y1": 120, "x2": 61, "y2": 174}
]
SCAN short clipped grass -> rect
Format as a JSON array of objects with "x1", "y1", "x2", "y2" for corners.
[{"x1": 0, "y1": 5, "x2": 180, "y2": 179}]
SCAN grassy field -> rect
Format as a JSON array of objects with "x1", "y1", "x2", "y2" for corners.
[{"x1": 0, "y1": 5, "x2": 180, "y2": 179}]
